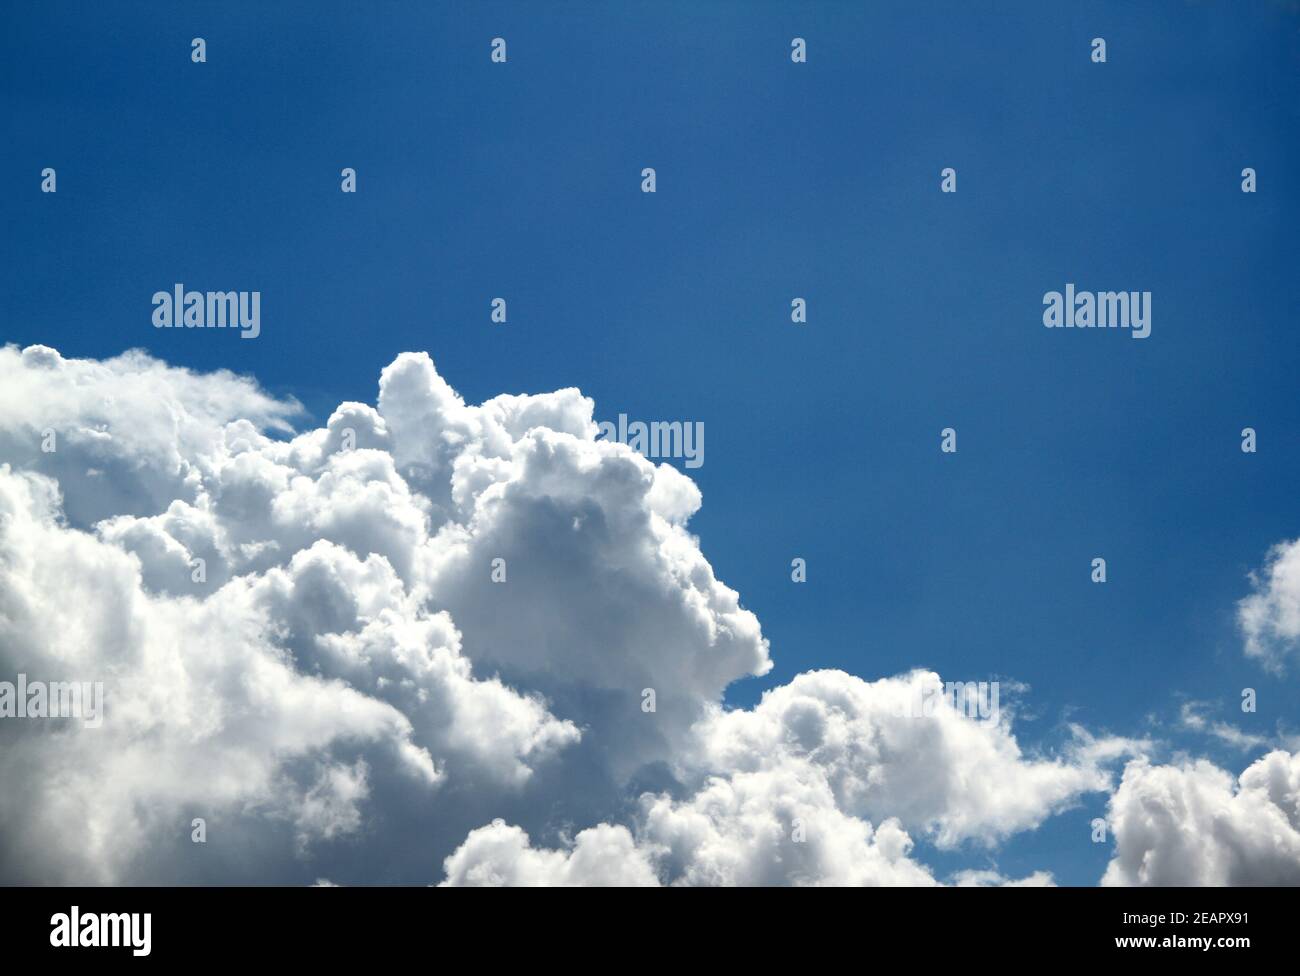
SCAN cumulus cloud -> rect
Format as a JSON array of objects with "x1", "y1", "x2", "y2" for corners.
[
  {"x1": 0, "y1": 343, "x2": 1140, "y2": 885},
  {"x1": 441, "y1": 820, "x2": 659, "y2": 887},
  {"x1": 1103, "y1": 750, "x2": 1300, "y2": 885},
  {"x1": 682, "y1": 669, "x2": 1115, "y2": 848},
  {"x1": 1239, "y1": 538, "x2": 1300, "y2": 672},
  {"x1": 442, "y1": 669, "x2": 1118, "y2": 886}
]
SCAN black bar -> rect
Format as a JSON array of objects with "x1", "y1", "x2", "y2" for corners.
[{"x1": 0, "y1": 886, "x2": 1283, "y2": 963}]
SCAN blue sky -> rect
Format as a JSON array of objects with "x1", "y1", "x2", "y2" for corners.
[{"x1": 3, "y1": 2, "x2": 1299, "y2": 884}]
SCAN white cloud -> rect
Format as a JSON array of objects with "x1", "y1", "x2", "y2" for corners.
[
  {"x1": 635, "y1": 770, "x2": 939, "y2": 886},
  {"x1": 441, "y1": 820, "x2": 659, "y2": 887},
  {"x1": 683, "y1": 669, "x2": 1116, "y2": 848},
  {"x1": 445, "y1": 668, "x2": 1126, "y2": 886},
  {"x1": 0, "y1": 344, "x2": 298, "y2": 528},
  {"x1": 1102, "y1": 750, "x2": 1300, "y2": 885},
  {"x1": 1239, "y1": 537, "x2": 1300, "y2": 671}
]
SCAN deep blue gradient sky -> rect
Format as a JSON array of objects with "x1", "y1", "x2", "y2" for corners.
[{"x1": 3, "y1": 2, "x2": 1298, "y2": 884}]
